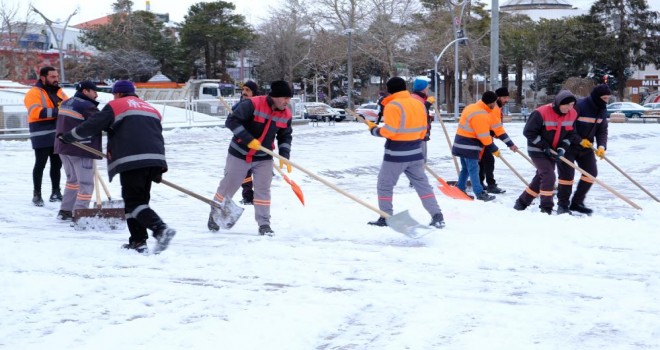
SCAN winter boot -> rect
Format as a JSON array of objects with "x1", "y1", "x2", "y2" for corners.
[
  {"x1": 32, "y1": 191, "x2": 44, "y2": 207},
  {"x1": 458, "y1": 188, "x2": 474, "y2": 199},
  {"x1": 207, "y1": 212, "x2": 220, "y2": 232},
  {"x1": 476, "y1": 192, "x2": 496, "y2": 202},
  {"x1": 122, "y1": 241, "x2": 148, "y2": 254},
  {"x1": 513, "y1": 199, "x2": 528, "y2": 211},
  {"x1": 539, "y1": 207, "x2": 553, "y2": 215},
  {"x1": 368, "y1": 217, "x2": 388, "y2": 227},
  {"x1": 258, "y1": 224, "x2": 274, "y2": 236},
  {"x1": 556, "y1": 205, "x2": 571, "y2": 215},
  {"x1": 569, "y1": 202, "x2": 593, "y2": 215},
  {"x1": 56, "y1": 210, "x2": 73, "y2": 221},
  {"x1": 486, "y1": 184, "x2": 506, "y2": 194},
  {"x1": 49, "y1": 188, "x2": 63, "y2": 202},
  {"x1": 429, "y1": 213, "x2": 445, "y2": 228},
  {"x1": 152, "y1": 225, "x2": 176, "y2": 254}
]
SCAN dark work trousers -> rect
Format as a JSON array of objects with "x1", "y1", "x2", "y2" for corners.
[
  {"x1": 241, "y1": 169, "x2": 254, "y2": 202},
  {"x1": 33, "y1": 147, "x2": 62, "y2": 193},
  {"x1": 478, "y1": 151, "x2": 496, "y2": 187},
  {"x1": 517, "y1": 157, "x2": 557, "y2": 210},
  {"x1": 120, "y1": 167, "x2": 165, "y2": 245},
  {"x1": 557, "y1": 147, "x2": 597, "y2": 207}
]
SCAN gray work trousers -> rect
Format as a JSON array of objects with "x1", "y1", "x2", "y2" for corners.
[
  {"x1": 377, "y1": 159, "x2": 441, "y2": 217},
  {"x1": 60, "y1": 155, "x2": 95, "y2": 211},
  {"x1": 214, "y1": 154, "x2": 273, "y2": 226}
]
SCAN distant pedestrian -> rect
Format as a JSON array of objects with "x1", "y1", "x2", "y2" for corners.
[
  {"x1": 366, "y1": 77, "x2": 445, "y2": 229},
  {"x1": 60, "y1": 80, "x2": 175, "y2": 254},
  {"x1": 24, "y1": 66, "x2": 67, "y2": 206},
  {"x1": 53, "y1": 81, "x2": 102, "y2": 221},
  {"x1": 514, "y1": 90, "x2": 581, "y2": 214},
  {"x1": 208, "y1": 80, "x2": 294, "y2": 235}
]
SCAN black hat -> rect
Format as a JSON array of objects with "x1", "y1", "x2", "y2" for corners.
[
  {"x1": 386, "y1": 77, "x2": 407, "y2": 94},
  {"x1": 481, "y1": 91, "x2": 498, "y2": 104},
  {"x1": 555, "y1": 90, "x2": 577, "y2": 106},
  {"x1": 76, "y1": 80, "x2": 99, "y2": 92},
  {"x1": 495, "y1": 87, "x2": 509, "y2": 97},
  {"x1": 269, "y1": 80, "x2": 293, "y2": 98},
  {"x1": 591, "y1": 84, "x2": 612, "y2": 98},
  {"x1": 243, "y1": 80, "x2": 259, "y2": 96}
]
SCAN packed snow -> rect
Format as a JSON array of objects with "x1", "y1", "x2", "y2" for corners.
[{"x1": 1, "y1": 118, "x2": 659, "y2": 349}]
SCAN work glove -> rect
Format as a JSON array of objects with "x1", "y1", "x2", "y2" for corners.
[
  {"x1": 151, "y1": 168, "x2": 166, "y2": 183},
  {"x1": 509, "y1": 145, "x2": 519, "y2": 153},
  {"x1": 580, "y1": 139, "x2": 593, "y2": 149},
  {"x1": 492, "y1": 150, "x2": 501, "y2": 157},
  {"x1": 595, "y1": 146, "x2": 606, "y2": 159},
  {"x1": 366, "y1": 120, "x2": 377, "y2": 130},
  {"x1": 544, "y1": 147, "x2": 564, "y2": 163},
  {"x1": 58, "y1": 133, "x2": 76, "y2": 144},
  {"x1": 279, "y1": 158, "x2": 292, "y2": 173},
  {"x1": 247, "y1": 139, "x2": 261, "y2": 150},
  {"x1": 427, "y1": 96, "x2": 436, "y2": 104}
]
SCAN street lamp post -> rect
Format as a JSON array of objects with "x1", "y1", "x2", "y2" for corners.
[
  {"x1": 345, "y1": 28, "x2": 354, "y2": 110},
  {"x1": 31, "y1": 6, "x2": 78, "y2": 83},
  {"x1": 490, "y1": 0, "x2": 500, "y2": 90},
  {"x1": 434, "y1": 37, "x2": 468, "y2": 177}
]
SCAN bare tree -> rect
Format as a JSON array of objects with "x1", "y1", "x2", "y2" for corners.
[
  {"x1": 305, "y1": 29, "x2": 347, "y2": 102},
  {"x1": 252, "y1": 0, "x2": 311, "y2": 84},
  {"x1": 0, "y1": 2, "x2": 37, "y2": 80}
]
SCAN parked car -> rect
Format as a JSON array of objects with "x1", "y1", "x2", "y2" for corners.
[
  {"x1": 330, "y1": 108, "x2": 351, "y2": 122},
  {"x1": 355, "y1": 103, "x2": 379, "y2": 122},
  {"x1": 643, "y1": 102, "x2": 660, "y2": 110},
  {"x1": 606, "y1": 102, "x2": 650, "y2": 119},
  {"x1": 299, "y1": 102, "x2": 337, "y2": 122}
]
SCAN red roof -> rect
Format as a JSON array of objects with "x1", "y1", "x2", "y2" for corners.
[{"x1": 72, "y1": 15, "x2": 112, "y2": 29}]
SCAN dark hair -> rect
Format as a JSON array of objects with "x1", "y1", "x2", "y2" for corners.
[{"x1": 39, "y1": 66, "x2": 56, "y2": 77}]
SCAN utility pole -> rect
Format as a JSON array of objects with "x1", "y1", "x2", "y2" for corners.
[
  {"x1": 346, "y1": 28, "x2": 354, "y2": 110},
  {"x1": 31, "y1": 6, "x2": 78, "y2": 83},
  {"x1": 490, "y1": 0, "x2": 499, "y2": 91},
  {"x1": 449, "y1": 0, "x2": 468, "y2": 119}
]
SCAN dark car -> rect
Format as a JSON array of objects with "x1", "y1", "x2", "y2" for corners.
[{"x1": 606, "y1": 102, "x2": 650, "y2": 119}]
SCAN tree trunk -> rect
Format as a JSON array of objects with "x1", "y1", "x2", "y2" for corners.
[{"x1": 515, "y1": 59, "x2": 523, "y2": 106}]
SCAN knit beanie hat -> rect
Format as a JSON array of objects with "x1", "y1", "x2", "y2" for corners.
[
  {"x1": 243, "y1": 80, "x2": 259, "y2": 96},
  {"x1": 495, "y1": 87, "x2": 509, "y2": 97},
  {"x1": 481, "y1": 91, "x2": 498, "y2": 104},
  {"x1": 555, "y1": 90, "x2": 577, "y2": 106},
  {"x1": 591, "y1": 84, "x2": 611, "y2": 98},
  {"x1": 112, "y1": 80, "x2": 135, "y2": 94},
  {"x1": 412, "y1": 78, "x2": 429, "y2": 92},
  {"x1": 269, "y1": 80, "x2": 293, "y2": 97},
  {"x1": 386, "y1": 77, "x2": 407, "y2": 94}
]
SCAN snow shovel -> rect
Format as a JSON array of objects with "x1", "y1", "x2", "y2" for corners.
[
  {"x1": 423, "y1": 164, "x2": 473, "y2": 200},
  {"x1": 273, "y1": 164, "x2": 305, "y2": 205},
  {"x1": 259, "y1": 145, "x2": 432, "y2": 238},
  {"x1": 73, "y1": 160, "x2": 125, "y2": 230},
  {"x1": 496, "y1": 153, "x2": 529, "y2": 187},
  {"x1": 550, "y1": 149, "x2": 642, "y2": 210},
  {"x1": 69, "y1": 140, "x2": 244, "y2": 229},
  {"x1": 159, "y1": 179, "x2": 244, "y2": 230},
  {"x1": 591, "y1": 146, "x2": 659, "y2": 202},
  {"x1": 95, "y1": 164, "x2": 124, "y2": 208}
]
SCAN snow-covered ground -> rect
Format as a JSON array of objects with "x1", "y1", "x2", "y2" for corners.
[{"x1": 1, "y1": 120, "x2": 659, "y2": 349}]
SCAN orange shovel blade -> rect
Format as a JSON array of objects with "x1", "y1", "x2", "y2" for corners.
[
  {"x1": 283, "y1": 174, "x2": 305, "y2": 205},
  {"x1": 436, "y1": 177, "x2": 473, "y2": 201}
]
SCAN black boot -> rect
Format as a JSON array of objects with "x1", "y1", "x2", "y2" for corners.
[
  {"x1": 368, "y1": 217, "x2": 388, "y2": 227},
  {"x1": 569, "y1": 202, "x2": 593, "y2": 215},
  {"x1": 258, "y1": 224, "x2": 274, "y2": 236},
  {"x1": 207, "y1": 212, "x2": 220, "y2": 231},
  {"x1": 32, "y1": 191, "x2": 44, "y2": 207},
  {"x1": 486, "y1": 184, "x2": 506, "y2": 194},
  {"x1": 49, "y1": 188, "x2": 63, "y2": 202},
  {"x1": 540, "y1": 207, "x2": 553, "y2": 215},
  {"x1": 152, "y1": 225, "x2": 176, "y2": 254},
  {"x1": 429, "y1": 213, "x2": 445, "y2": 228},
  {"x1": 476, "y1": 192, "x2": 495, "y2": 202},
  {"x1": 556, "y1": 205, "x2": 571, "y2": 215},
  {"x1": 513, "y1": 199, "x2": 528, "y2": 211},
  {"x1": 57, "y1": 210, "x2": 73, "y2": 221}
]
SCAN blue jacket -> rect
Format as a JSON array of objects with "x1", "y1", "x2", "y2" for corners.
[
  {"x1": 573, "y1": 95, "x2": 608, "y2": 150},
  {"x1": 54, "y1": 91, "x2": 102, "y2": 158}
]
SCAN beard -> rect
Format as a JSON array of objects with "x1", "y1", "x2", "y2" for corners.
[{"x1": 44, "y1": 80, "x2": 60, "y2": 92}]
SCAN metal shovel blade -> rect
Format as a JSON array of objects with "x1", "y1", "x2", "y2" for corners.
[
  {"x1": 210, "y1": 198, "x2": 245, "y2": 230},
  {"x1": 385, "y1": 210, "x2": 434, "y2": 238},
  {"x1": 73, "y1": 207, "x2": 126, "y2": 230}
]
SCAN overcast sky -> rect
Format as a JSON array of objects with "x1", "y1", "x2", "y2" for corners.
[{"x1": 7, "y1": 0, "x2": 660, "y2": 26}]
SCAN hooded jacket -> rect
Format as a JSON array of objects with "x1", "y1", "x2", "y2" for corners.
[
  {"x1": 54, "y1": 91, "x2": 102, "y2": 158},
  {"x1": 523, "y1": 90, "x2": 581, "y2": 158}
]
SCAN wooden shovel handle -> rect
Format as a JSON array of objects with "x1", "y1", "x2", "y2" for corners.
[{"x1": 259, "y1": 145, "x2": 390, "y2": 218}]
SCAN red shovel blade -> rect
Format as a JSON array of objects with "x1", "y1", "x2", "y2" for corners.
[{"x1": 282, "y1": 174, "x2": 305, "y2": 205}]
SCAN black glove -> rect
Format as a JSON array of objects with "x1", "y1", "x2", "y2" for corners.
[
  {"x1": 556, "y1": 147, "x2": 565, "y2": 159},
  {"x1": 58, "y1": 133, "x2": 76, "y2": 144},
  {"x1": 544, "y1": 147, "x2": 565, "y2": 163},
  {"x1": 151, "y1": 167, "x2": 166, "y2": 183}
]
